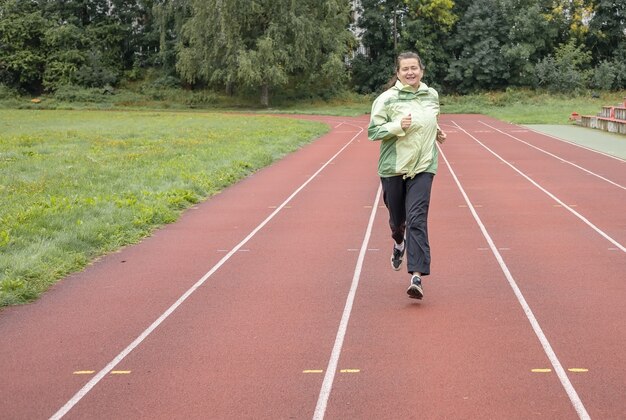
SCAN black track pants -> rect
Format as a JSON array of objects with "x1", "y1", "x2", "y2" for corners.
[{"x1": 380, "y1": 172, "x2": 434, "y2": 276}]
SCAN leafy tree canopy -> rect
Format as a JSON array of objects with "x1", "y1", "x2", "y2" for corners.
[{"x1": 177, "y1": 0, "x2": 352, "y2": 105}]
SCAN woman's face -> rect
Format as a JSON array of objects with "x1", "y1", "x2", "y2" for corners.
[{"x1": 397, "y1": 58, "x2": 423, "y2": 88}]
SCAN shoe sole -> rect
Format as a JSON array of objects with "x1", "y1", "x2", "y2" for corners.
[{"x1": 407, "y1": 284, "x2": 423, "y2": 300}]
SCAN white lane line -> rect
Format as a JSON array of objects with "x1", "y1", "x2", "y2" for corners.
[
  {"x1": 49, "y1": 122, "x2": 365, "y2": 420},
  {"x1": 438, "y1": 144, "x2": 591, "y2": 420},
  {"x1": 452, "y1": 121, "x2": 626, "y2": 253},
  {"x1": 312, "y1": 184, "x2": 382, "y2": 420},
  {"x1": 479, "y1": 121, "x2": 626, "y2": 190}
]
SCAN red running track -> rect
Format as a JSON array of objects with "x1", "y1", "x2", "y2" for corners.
[{"x1": 0, "y1": 114, "x2": 624, "y2": 419}]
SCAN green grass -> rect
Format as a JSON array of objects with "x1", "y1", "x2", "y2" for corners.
[
  {"x1": 264, "y1": 100, "x2": 371, "y2": 117},
  {"x1": 268, "y1": 88, "x2": 626, "y2": 124},
  {"x1": 440, "y1": 89, "x2": 626, "y2": 124},
  {"x1": 1, "y1": 87, "x2": 374, "y2": 116},
  {"x1": 4, "y1": 86, "x2": 625, "y2": 123},
  {"x1": 264, "y1": 88, "x2": 626, "y2": 123},
  {"x1": 0, "y1": 109, "x2": 328, "y2": 306},
  {"x1": 264, "y1": 92, "x2": 373, "y2": 116}
]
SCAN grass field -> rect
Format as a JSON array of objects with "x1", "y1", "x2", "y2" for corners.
[
  {"x1": 5, "y1": 88, "x2": 625, "y2": 123},
  {"x1": 0, "y1": 110, "x2": 328, "y2": 306},
  {"x1": 440, "y1": 89, "x2": 626, "y2": 124},
  {"x1": 270, "y1": 91, "x2": 626, "y2": 122}
]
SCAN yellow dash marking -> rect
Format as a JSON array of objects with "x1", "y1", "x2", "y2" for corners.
[
  {"x1": 568, "y1": 368, "x2": 588, "y2": 373},
  {"x1": 73, "y1": 371, "x2": 95, "y2": 375},
  {"x1": 531, "y1": 368, "x2": 552, "y2": 373},
  {"x1": 303, "y1": 370, "x2": 323, "y2": 374},
  {"x1": 110, "y1": 371, "x2": 131, "y2": 375},
  {"x1": 363, "y1": 205, "x2": 373, "y2": 209},
  {"x1": 340, "y1": 369, "x2": 360, "y2": 373}
]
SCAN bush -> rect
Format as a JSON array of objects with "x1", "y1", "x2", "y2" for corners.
[
  {"x1": 140, "y1": 86, "x2": 183, "y2": 101},
  {"x1": 350, "y1": 53, "x2": 395, "y2": 95},
  {"x1": 52, "y1": 85, "x2": 111, "y2": 103},
  {"x1": 124, "y1": 67, "x2": 144, "y2": 82},
  {"x1": 610, "y1": 46, "x2": 626, "y2": 90},
  {"x1": 147, "y1": 75, "x2": 182, "y2": 90},
  {"x1": 592, "y1": 61, "x2": 616, "y2": 91},
  {"x1": 0, "y1": 84, "x2": 19, "y2": 100},
  {"x1": 185, "y1": 91, "x2": 219, "y2": 106},
  {"x1": 136, "y1": 75, "x2": 184, "y2": 101},
  {"x1": 535, "y1": 41, "x2": 592, "y2": 93},
  {"x1": 74, "y1": 51, "x2": 119, "y2": 88}
]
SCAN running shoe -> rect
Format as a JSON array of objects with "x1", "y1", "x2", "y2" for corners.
[
  {"x1": 407, "y1": 275, "x2": 423, "y2": 299},
  {"x1": 391, "y1": 244, "x2": 405, "y2": 271}
]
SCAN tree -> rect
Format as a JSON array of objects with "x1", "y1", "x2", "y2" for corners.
[
  {"x1": 535, "y1": 40, "x2": 592, "y2": 92},
  {"x1": 350, "y1": 0, "x2": 404, "y2": 94},
  {"x1": 107, "y1": 0, "x2": 159, "y2": 69},
  {"x1": 499, "y1": 0, "x2": 559, "y2": 86},
  {"x1": 42, "y1": 23, "x2": 89, "y2": 89},
  {"x1": 152, "y1": 0, "x2": 191, "y2": 75},
  {"x1": 177, "y1": 0, "x2": 352, "y2": 106},
  {"x1": 0, "y1": 0, "x2": 50, "y2": 92},
  {"x1": 39, "y1": 0, "x2": 160, "y2": 87},
  {"x1": 402, "y1": 0, "x2": 456, "y2": 88},
  {"x1": 445, "y1": 0, "x2": 510, "y2": 92},
  {"x1": 610, "y1": 44, "x2": 626, "y2": 89},
  {"x1": 550, "y1": 0, "x2": 594, "y2": 44},
  {"x1": 587, "y1": 0, "x2": 626, "y2": 64}
]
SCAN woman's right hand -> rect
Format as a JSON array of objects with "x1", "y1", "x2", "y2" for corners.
[{"x1": 401, "y1": 114, "x2": 412, "y2": 130}]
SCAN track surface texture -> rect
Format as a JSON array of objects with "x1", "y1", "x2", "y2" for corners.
[{"x1": 1, "y1": 114, "x2": 624, "y2": 419}]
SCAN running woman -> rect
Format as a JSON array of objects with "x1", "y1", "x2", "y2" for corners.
[{"x1": 368, "y1": 51, "x2": 447, "y2": 299}]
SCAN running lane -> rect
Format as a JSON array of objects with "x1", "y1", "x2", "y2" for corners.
[
  {"x1": 0, "y1": 115, "x2": 377, "y2": 419},
  {"x1": 1, "y1": 114, "x2": 624, "y2": 419},
  {"x1": 320, "y1": 115, "x2": 624, "y2": 419}
]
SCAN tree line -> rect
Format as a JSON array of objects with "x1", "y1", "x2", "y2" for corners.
[{"x1": 1, "y1": 0, "x2": 624, "y2": 105}]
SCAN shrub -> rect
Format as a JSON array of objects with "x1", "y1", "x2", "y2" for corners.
[
  {"x1": 535, "y1": 41, "x2": 592, "y2": 93},
  {"x1": 592, "y1": 61, "x2": 616, "y2": 91},
  {"x1": 611, "y1": 46, "x2": 626, "y2": 90},
  {"x1": 74, "y1": 51, "x2": 119, "y2": 88},
  {"x1": 0, "y1": 84, "x2": 19, "y2": 99},
  {"x1": 52, "y1": 85, "x2": 111, "y2": 103},
  {"x1": 185, "y1": 91, "x2": 219, "y2": 106},
  {"x1": 147, "y1": 75, "x2": 181, "y2": 90}
]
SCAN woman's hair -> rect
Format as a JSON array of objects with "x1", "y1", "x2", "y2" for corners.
[{"x1": 383, "y1": 51, "x2": 425, "y2": 89}]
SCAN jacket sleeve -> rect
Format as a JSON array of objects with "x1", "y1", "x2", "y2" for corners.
[
  {"x1": 430, "y1": 87, "x2": 440, "y2": 117},
  {"x1": 367, "y1": 95, "x2": 405, "y2": 141}
]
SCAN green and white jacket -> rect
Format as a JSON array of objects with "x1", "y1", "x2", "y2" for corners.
[{"x1": 368, "y1": 80, "x2": 440, "y2": 179}]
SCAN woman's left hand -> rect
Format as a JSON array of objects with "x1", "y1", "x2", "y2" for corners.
[{"x1": 436, "y1": 128, "x2": 447, "y2": 144}]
